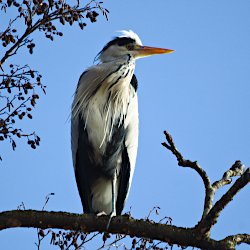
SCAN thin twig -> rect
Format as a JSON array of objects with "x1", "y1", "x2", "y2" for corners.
[
  {"x1": 97, "y1": 234, "x2": 126, "y2": 250},
  {"x1": 42, "y1": 193, "x2": 55, "y2": 211},
  {"x1": 162, "y1": 131, "x2": 213, "y2": 218}
]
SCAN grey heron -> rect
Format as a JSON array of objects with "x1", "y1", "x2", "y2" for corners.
[{"x1": 71, "y1": 30, "x2": 174, "y2": 218}]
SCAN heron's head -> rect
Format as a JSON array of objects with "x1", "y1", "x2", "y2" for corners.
[{"x1": 96, "y1": 30, "x2": 174, "y2": 63}]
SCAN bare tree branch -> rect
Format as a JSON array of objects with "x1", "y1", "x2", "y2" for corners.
[
  {"x1": 161, "y1": 130, "x2": 249, "y2": 246},
  {"x1": 224, "y1": 234, "x2": 250, "y2": 246},
  {"x1": 197, "y1": 167, "x2": 250, "y2": 235},
  {"x1": 0, "y1": 210, "x2": 249, "y2": 250},
  {"x1": 212, "y1": 160, "x2": 245, "y2": 191},
  {"x1": 162, "y1": 131, "x2": 214, "y2": 218}
]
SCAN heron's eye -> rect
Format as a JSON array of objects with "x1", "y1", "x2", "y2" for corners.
[{"x1": 126, "y1": 44, "x2": 134, "y2": 51}]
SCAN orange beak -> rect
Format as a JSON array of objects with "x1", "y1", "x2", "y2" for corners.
[{"x1": 135, "y1": 45, "x2": 175, "y2": 58}]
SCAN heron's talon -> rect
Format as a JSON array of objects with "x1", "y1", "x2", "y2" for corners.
[{"x1": 96, "y1": 211, "x2": 107, "y2": 217}]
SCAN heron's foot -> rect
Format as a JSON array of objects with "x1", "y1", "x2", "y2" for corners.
[{"x1": 96, "y1": 211, "x2": 107, "y2": 217}]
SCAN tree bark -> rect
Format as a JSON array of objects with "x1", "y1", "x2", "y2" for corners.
[{"x1": 0, "y1": 210, "x2": 249, "y2": 250}]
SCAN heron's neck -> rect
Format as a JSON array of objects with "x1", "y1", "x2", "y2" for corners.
[{"x1": 100, "y1": 54, "x2": 134, "y2": 64}]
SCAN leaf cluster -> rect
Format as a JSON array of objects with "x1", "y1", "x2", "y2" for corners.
[{"x1": 0, "y1": 0, "x2": 108, "y2": 158}]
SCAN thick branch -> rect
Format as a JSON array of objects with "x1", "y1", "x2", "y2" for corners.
[
  {"x1": 224, "y1": 234, "x2": 250, "y2": 246},
  {"x1": 0, "y1": 210, "x2": 248, "y2": 250}
]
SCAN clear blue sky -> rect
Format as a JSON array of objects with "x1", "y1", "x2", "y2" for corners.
[{"x1": 1, "y1": 0, "x2": 250, "y2": 249}]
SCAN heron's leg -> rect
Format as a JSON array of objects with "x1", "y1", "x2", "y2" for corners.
[{"x1": 106, "y1": 173, "x2": 117, "y2": 229}]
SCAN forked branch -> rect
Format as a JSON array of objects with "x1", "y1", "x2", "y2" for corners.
[{"x1": 162, "y1": 130, "x2": 250, "y2": 246}]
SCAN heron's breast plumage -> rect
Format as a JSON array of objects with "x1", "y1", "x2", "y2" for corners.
[
  {"x1": 72, "y1": 57, "x2": 136, "y2": 157},
  {"x1": 86, "y1": 67, "x2": 135, "y2": 154}
]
